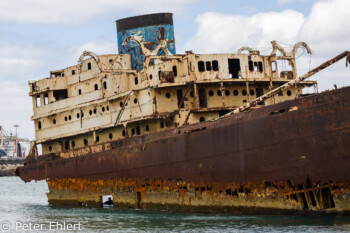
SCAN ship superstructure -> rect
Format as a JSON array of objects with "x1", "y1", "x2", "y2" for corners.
[
  {"x1": 29, "y1": 13, "x2": 315, "y2": 156},
  {"x1": 0, "y1": 125, "x2": 29, "y2": 158}
]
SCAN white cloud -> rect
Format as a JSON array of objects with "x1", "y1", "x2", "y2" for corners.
[
  {"x1": 0, "y1": 0, "x2": 196, "y2": 24},
  {"x1": 184, "y1": 0, "x2": 350, "y2": 91},
  {"x1": 0, "y1": 45, "x2": 49, "y2": 80}
]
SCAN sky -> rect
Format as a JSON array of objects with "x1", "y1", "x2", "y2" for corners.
[{"x1": 0, "y1": 0, "x2": 349, "y2": 140}]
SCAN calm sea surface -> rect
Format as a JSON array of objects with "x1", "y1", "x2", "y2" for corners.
[{"x1": 0, "y1": 177, "x2": 349, "y2": 233}]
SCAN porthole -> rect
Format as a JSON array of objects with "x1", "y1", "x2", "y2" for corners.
[
  {"x1": 49, "y1": 146, "x2": 52, "y2": 152},
  {"x1": 122, "y1": 130, "x2": 126, "y2": 137},
  {"x1": 242, "y1": 90, "x2": 247, "y2": 96},
  {"x1": 287, "y1": 90, "x2": 292, "y2": 96},
  {"x1": 64, "y1": 116, "x2": 68, "y2": 121},
  {"x1": 199, "y1": 117, "x2": 205, "y2": 122},
  {"x1": 134, "y1": 98, "x2": 137, "y2": 104},
  {"x1": 102, "y1": 107, "x2": 105, "y2": 112},
  {"x1": 166, "y1": 93, "x2": 171, "y2": 98},
  {"x1": 120, "y1": 102, "x2": 123, "y2": 108},
  {"x1": 233, "y1": 90, "x2": 239, "y2": 96},
  {"x1": 69, "y1": 115, "x2": 71, "y2": 121},
  {"x1": 89, "y1": 110, "x2": 92, "y2": 115},
  {"x1": 81, "y1": 112, "x2": 84, "y2": 118},
  {"x1": 150, "y1": 74, "x2": 153, "y2": 80},
  {"x1": 250, "y1": 90, "x2": 255, "y2": 96},
  {"x1": 93, "y1": 109, "x2": 97, "y2": 114},
  {"x1": 84, "y1": 139, "x2": 88, "y2": 146},
  {"x1": 217, "y1": 90, "x2": 222, "y2": 96},
  {"x1": 103, "y1": 81, "x2": 107, "y2": 89},
  {"x1": 225, "y1": 90, "x2": 230, "y2": 96},
  {"x1": 109, "y1": 133, "x2": 113, "y2": 140},
  {"x1": 77, "y1": 113, "x2": 80, "y2": 118},
  {"x1": 208, "y1": 90, "x2": 214, "y2": 96},
  {"x1": 53, "y1": 119, "x2": 56, "y2": 124},
  {"x1": 94, "y1": 84, "x2": 98, "y2": 90},
  {"x1": 106, "y1": 106, "x2": 109, "y2": 111}
]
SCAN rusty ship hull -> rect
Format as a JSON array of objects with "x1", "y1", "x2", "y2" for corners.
[{"x1": 18, "y1": 86, "x2": 350, "y2": 214}]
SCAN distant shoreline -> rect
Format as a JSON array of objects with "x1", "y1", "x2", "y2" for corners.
[{"x1": 0, "y1": 159, "x2": 25, "y2": 177}]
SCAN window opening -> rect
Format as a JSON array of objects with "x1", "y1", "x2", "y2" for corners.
[
  {"x1": 198, "y1": 88, "x2": 207, "y2": 108},
  {"x1": 198, "y1": 61, "x2": 205, "y2": 72},
  {"x1": 228, "y1": 59, "x2": 240, "y2": 79},
  {"x1": 206, "y1": 61, "x2": 212, "y2": 71},
  {"x1": 177, "y1": 89, "x2": 184, "y2": 108},
  {"x1": 212, "y1": 60, "x2": 219, "y2": 71},
  {"x1": 172, "y1": 66, "x2": 177, "y2": 77}
]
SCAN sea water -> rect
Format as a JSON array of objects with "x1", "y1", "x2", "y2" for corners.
[{"x1": 0, "y1": 177, "x2": 349, "y2": 233}]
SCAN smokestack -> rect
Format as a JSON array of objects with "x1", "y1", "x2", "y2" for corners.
[{"x1": 116, "y1": 13, "x2": 176, "y2": 70}]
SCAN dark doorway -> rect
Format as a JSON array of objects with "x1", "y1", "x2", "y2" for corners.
[
  {"x1": 198, "y1": 88, "x2": 207, "y2": 108},
  {"x1": 256, "y1": 88, "x2": 264, "y2": 105},
  {"x1": 177, "y1": 90, "x2": 184, "y2": 108},
  {"x1": 228, "y1": 59, "x2": 240, "y2": 79}
]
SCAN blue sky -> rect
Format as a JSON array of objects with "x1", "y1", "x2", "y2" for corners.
[{"x1": 0, "y1": 0, "x2": 349, "y2": 140}]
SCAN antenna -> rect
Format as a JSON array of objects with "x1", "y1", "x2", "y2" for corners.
[{"x1": 14, "y1": 124, "x2": 19, "y2": 140}]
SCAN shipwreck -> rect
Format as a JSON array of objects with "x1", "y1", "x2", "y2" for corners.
[{"x1": 18, "y1": 13, "x2": 350, "y2": 214}]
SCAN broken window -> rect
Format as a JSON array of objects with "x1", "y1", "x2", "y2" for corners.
[
  {"x1": 103, "y1": 81, "x2": 107, "y2": 89},
  {"x1": 87, "y1": 62, "x2": 92, "y2": 70},
  {"x1": 78, "y1": 89, "x2": 82, "y2": 95},
  {"x1": 160, "y1": 122, "x2": 165, "y2": 128},
  {"x1": 84, "y1": 139, "x2": 88, "y2": 146},
  {"x1": 136, "y1": 126, "x2": 141, "y2": 135},
  {"x1": 250, "y1": 90, "x2": 255, "y2": 96},
  {"x1": 258, "y1": 62, "x2": 263, "y2": 72},
  {"x1": 248, "y1": 61, "x2": 254, "y2": 71},
  {"x1": 131, "y1": 128, "x2": 136, "y2": 136},
  {"x1": 206, "y1": 61, "x2": 212, "y2": 71},
  {"x1": 109, "y1": 133, "x2": 113, "y2": 140},
  {"x1": 96, "y1": 136, "x2": 100, "y2": 142},
  {"x1": 150, "y1": 74, "x2": 153, "y2": 80},
  {"x1": 242, "y1": 90, "x2": 247, "y2": 96},
  {"x1": 49, "y1": 146, "x2": 52, "y2": 152},
  {"x1": 145, "y1": 125, "x2": 150, "y2": 132},
  {"x1": 198, "y1": 61, "x2": 205, "y2": 72},
  {"x1": 212, "y1": 60, "x2": 219, "y2": 71},
  {"x1": 134, "y1": 77, "x2": 138, "y2": 85},
  {"x1": 64, "y1": 141, "x2": 69, "y2": 151},
  {"x1": 36, "y1": 95, "x2": 41, "y2": 107},
  {"x1": 53, "y1": 90, "x2": 68, "y2": 101},
  {"x1": 94, "y1": 84, "x2": 98, "y2": 90},
  {"x1": 228, "y1": 59, "x2": 240, "y2": 79},
  {"x1": 44, "y1": 93, "x2": 49, "y2": 105},
  {"x1": 72, "y1": 70, "x2": 75, "y2": 75},
  {"x1": 72, "y1": 141, "x2": 75, "y2": 148},
  {"x1": 271, "y1": 61, "x2": 277, "y2": 72},
  {"x1": 198, "y1": 88, "x2": 207, "y2": 108},
  {"x1": 225, "y1": 90, "x2": 230, "y2": 96},
  {"x1": 177, "y1": 89, "x2": 184, "y2": 108},
  {"x1": 217, "y1": 90, "x2": 222, "y2": 96},
  {"x1": 53, "y1": 119, "x2": 56, "y2": 124},
  {"x1": 172, "y1": 66, "x2": 177, "y2": 77},
  {"x1": 254, "y1": 62, "x2": 258, "y2": 71},
  {"x1": 122, "y1": 130, "x2": 126, "y2": 137},
  {"x1": 38, "y1": 121, "x2": 42, "y2": 129}
]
